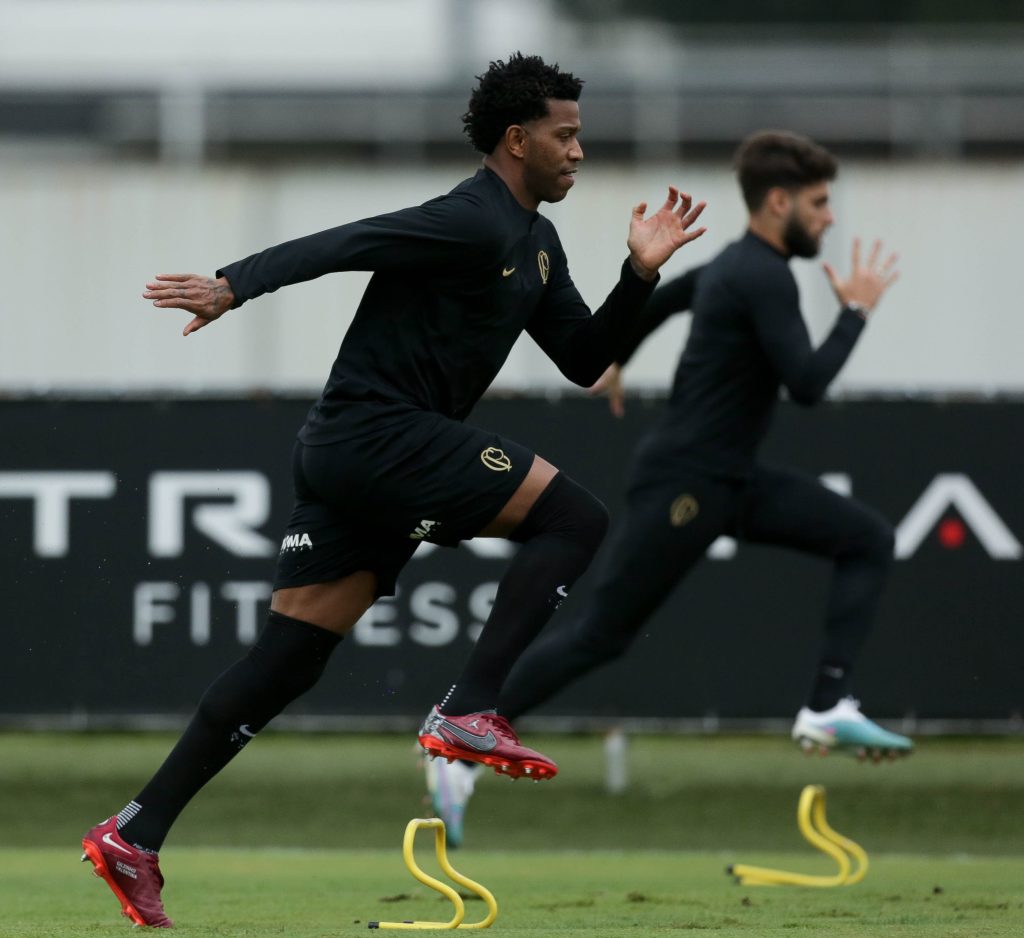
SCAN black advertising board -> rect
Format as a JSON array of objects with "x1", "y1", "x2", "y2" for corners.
[{"x1": 1, "y1": 396, "x2": 1020, "y2": 725}]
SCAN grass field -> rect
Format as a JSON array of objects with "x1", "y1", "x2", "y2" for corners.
[{"x1": 2, "y1": 732, "x2": 1023, "y2": 936}]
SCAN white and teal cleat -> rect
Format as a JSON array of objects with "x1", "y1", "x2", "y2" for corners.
[
  {"x1": 423, "y1": 755, "x2": 483, "y2": 848},
  {"x1": 792, "y1": 696, "x2": 913, "y2": 762}
]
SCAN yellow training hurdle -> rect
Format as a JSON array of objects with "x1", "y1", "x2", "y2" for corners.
[
  {"x1": 369, "y1": 818, "x2": 498, "y2": 930},
  {"x1": 728, "y1": 784, "x2": 869, "y2": 887}
]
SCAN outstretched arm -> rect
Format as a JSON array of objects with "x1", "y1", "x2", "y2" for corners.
[
  {"x1": 143, "y1": 275, "x2": 236, "y2": 336},
  {"x1": 143, "y1": 192, "x2": 500, "y2": 336},
  {"x1": 754, "y1": 238, "x2": 900, "y2": 405}
]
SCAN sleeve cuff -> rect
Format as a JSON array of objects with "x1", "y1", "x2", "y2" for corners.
[
  {"x1": 622, "y1": 257, "x2": 660, "y2": 290},
  {"x1": 215, "y1": 264, "x2": 246, "y2": 309}
]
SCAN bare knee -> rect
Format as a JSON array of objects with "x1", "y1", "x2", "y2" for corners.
[
  {"x1": 271, "y1": 570, "x2": 378, "y2": 635},
  {"x1": 479, "y1": 455, "x2": 559, "y2": 537}
]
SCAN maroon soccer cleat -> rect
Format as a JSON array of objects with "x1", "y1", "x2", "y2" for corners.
[
  {"x1": 418, "y1": 706, "x2": 558, "y2": 780},
  {"x1": 81, "y1": 816, "x2": 173, "y2": 928}
]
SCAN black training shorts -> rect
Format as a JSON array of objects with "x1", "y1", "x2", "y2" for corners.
[{"x1": 274, "y1": 404, "x2": 534, "y2": 597}]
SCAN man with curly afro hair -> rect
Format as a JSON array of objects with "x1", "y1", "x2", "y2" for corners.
[
  {"x1": 462, "y1": 53, "x2": 583, "y2": 152},
  {"x1": 80, "y1": 53, "x2": 706, "y2": 925}
]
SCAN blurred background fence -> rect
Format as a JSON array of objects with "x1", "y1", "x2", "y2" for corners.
[{"x1": 1, "y1": 0, "x2": 1021, "y2": 730}]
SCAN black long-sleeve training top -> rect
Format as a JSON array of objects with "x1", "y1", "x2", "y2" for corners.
[
  {"x1": 619, "y1": 230, "x2": 866, "y2": 482},
  {"x1": 218, "y1": 167, "x2": 657, "y2": 444}
]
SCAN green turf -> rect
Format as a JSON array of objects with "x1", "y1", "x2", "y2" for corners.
[
  {"x1": 2, "y1": 732, "x2": 1023, "y2": 935},
  {"x1": 3, "y1": 732, "x2": 1022, "y2": 853},
  {"x1": 5, "y1": 848, "x2": 1024, "y2": 936}
]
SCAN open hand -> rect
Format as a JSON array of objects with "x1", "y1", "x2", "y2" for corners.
[
  {"x1": 627, "y1": 187, "x2": 707, "y2": 281},
  {"x1": 589, "y1": 364, "x2": 625, "y2": 418},
  {"x1": 143, "y1": 274, "x2": 236, "y2": 336},
  {"x1": 823, "y1": 239, "x2": 899, "y2": 316}
]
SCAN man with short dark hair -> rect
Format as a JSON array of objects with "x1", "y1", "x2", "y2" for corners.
[
  {"x1": 79, "y1": 52, "x2": 706, "y2": 927},
  {"x1": 488, "y1": 129, "x2": 909, "y2": 809}
]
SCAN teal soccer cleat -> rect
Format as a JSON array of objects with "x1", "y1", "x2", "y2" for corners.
[{"x1": 792, "y1": 696, "x2": 913, "y2": 761}]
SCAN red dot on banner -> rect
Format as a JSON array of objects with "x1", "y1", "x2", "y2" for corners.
[{"x1": 938, "y1": 518, "x2": 966, "y2": 549}]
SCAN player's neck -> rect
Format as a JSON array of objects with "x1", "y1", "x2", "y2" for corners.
[
  {"x1": 746, "y1": 216, "x2": 787, "y2": 256},
  {"x1": 483, "y1": 155, "x2": 539, "y2": 212}
]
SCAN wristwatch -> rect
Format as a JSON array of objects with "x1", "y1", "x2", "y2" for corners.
[{"x1": 844, "y1": 301, "x2": 869, "y2": 320}]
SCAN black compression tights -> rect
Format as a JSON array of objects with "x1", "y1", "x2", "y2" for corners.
[
  {"x1": 498, "y1": 466, "x2": 895, "y2": 719},
  {"x1": 441, "y1": 472, "x2": 608, "y2": 716}
]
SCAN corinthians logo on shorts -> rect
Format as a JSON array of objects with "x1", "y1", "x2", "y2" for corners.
[
  {"x1": 480, "y1": 447, "x2": 512, "y2": 472},
  {"x1": 669, "y1": 494, "x2": 699, "y2": 527},
  {"x1": 537, "y1": 250, "x2": 550, "y2": 284}
]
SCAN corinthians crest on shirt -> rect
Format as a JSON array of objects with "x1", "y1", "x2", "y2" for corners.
[{"x1": 537, "y1": 250, "x2": 550, "y2": 285}]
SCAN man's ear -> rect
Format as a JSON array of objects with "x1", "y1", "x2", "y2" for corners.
[
  {"x1": 763, "y1": 186, "x2": 793, "y2": 220},
  {"x1": 504, "y1": 125, "x2": 528, "y2": 160}
]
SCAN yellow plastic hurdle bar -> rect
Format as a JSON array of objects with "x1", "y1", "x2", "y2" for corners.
[
  {"x1": 728, "y1": 784, "x2": 869, "y2": 887},
  {"x1": 369, "y1": 818, "x2": 499, "y2": 930}
]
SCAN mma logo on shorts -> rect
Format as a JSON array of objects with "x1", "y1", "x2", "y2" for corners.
[
  {"x1": 280, "y1": 532, "x2": 314, "y2": 552},
  {"x1": 537, "y1": 250, "x2": 550, "y2": 285},
  {"x1": 480, "y1": 447, "x2": 512, "y2": 472},
  {"x1": 669, "y1": 494, "x2": 699, "y2": 527},
  {"x1": 410, "y1": 519, "x2": 441, "y2": 540}
]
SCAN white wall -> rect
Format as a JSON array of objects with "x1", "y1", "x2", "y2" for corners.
[
  {"x1": 2, "y1": 156, "x2": 1021, "y2": 394},
  {"x1": 0, "y1": 0, "x2": 456, "y2": 88}
]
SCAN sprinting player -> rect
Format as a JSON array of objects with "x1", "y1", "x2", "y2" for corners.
[
  {"x1": 427, "y1": 130, "x2": 909, "y2": 843},
  {"x1": 79, "y1": 53, "x2": 706, "y2": 927}
]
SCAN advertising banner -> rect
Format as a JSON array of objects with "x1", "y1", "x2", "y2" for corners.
[{"x1": 1, "y1": 396, "x2": 1020, "y2": 724}]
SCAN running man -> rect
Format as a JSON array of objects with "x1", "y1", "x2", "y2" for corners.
[
  {"x1": 80, "y1": 53, "x2": 706, "y2": 927},
  {"x1": 428, "y1": 129, "x2": 909, "y2": 843},
  {"x1": 502, "y1": 129, "x2": 907, "y2": 751}
]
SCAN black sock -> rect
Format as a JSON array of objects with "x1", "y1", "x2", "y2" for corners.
[
  {"x1": 442, "y1": 473, "x2": 607, "y2": 715},
  {"x1": 807, "y1": 513, "x2": 893, "y2": 712},
  {"x1": 807, "y1": 660, "x2": 850, "y2": 712},
  {"x1": 117, "y1": 610, "x2": 341, "y2": 851}
]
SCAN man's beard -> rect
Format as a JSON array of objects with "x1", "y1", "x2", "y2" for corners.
[{"x1": 782, "y1": 215, "x2": 820, "y2": 258}]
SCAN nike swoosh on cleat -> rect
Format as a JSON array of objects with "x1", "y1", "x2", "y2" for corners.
[
  {"x1": 439, "y1": 721, "x2": 498, "y2": 752},
  {"x1": 502, "y1": 267, "x2": 516, "y2": 277},
  {"x1": 239, "y1": 724, "x2": 257, "y2": 737},
  {"x1": 101, "y1": 832, "x2": 134, "y2": 856}
]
